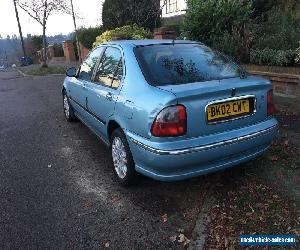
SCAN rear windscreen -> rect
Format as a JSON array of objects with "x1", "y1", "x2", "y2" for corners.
[{"x1": 134, "y1": 44, "x2": 245, "y2": 86}]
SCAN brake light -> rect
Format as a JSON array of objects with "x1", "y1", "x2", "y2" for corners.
[
  {"x1": 267, "y1": 89, "x2": 275, "y2": 116},
  {"x1": 151, "y1": 105, "x2": 187, "y2": 137}
]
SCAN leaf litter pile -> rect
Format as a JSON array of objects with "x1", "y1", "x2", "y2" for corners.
[{"x1": 203, "y1": 110, "x2": 300, "y2": 249}]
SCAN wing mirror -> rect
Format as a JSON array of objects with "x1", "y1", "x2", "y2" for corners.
[{"x1": 66, "y1": 67, "x2": 77, "y2": 77}]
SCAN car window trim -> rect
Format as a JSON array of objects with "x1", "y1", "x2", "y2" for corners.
[{"x1": 91, "y1": 46, "x2": 106, "y2": 81}]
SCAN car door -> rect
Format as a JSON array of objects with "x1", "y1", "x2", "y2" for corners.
[
  {"x1": 67, "y1": 47, "x2": 104, "y2": 116},
  {"x1": 85, "y1": 46, "x2": 124, "y2": 138}
]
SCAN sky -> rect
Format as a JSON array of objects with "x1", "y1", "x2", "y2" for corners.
[{"x1": 0, "y1": 0, "x2": 103, "y2": 37}]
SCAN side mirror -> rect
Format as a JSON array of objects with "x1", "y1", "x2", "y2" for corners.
[{"x1": 66, "y1": 67, "x2": 76, "y2": 77}]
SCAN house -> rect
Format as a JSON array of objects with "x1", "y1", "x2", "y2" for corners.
[{"x1": 160, "y1": 0, "x2": 187, "y2": 24}]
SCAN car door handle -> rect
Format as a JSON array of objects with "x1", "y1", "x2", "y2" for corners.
[{"x1": 105, "y1": 93, "x2": 113, "y2": 101}]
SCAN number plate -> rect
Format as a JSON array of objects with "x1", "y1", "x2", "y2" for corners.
[{"x1": 207, "y1": 99, "x2": 250, "y2": 122}]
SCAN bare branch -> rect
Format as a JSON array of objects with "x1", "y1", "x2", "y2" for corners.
[{"x1": 16, "y1": 0, "x2": 71, "y2": 67}]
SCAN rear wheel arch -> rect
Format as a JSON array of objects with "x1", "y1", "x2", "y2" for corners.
[{"x1": 107, "y1": 120, "x2": 121, "y2": 140}]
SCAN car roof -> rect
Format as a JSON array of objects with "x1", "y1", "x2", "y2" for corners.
[{"x1": 100, "y1": 39, "x2": 201, "y2": 47}]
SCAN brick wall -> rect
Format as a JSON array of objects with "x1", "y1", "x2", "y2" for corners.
[
  {"x1": 154, "y1": 27, "x2": 176, "y2": 40},
  {"x1": 249, "y1": 71, "x2": 300, "y2": 98},
  {"x1": 63, "y1": 40, "x2": 76, "y2": 63},
  {"x1": 79, "y1": 42, "x2": 90, "y2": 61}
]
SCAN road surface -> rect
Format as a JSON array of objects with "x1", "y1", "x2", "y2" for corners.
[{"x1": 0, "y1": 69, "x2": 212, "y2": 249}]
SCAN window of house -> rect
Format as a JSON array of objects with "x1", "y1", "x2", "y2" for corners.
[
  {"x1": 166, "y1": 0, "x2": 178, "y2": 13},
  {"x1": 78, "y1": 47, "x2": 104, "y2": 81},
  {"x1": 94, "y1": 47, "x2": 123, "y2": 89}
]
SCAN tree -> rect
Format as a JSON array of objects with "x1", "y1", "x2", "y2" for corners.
[
  {"x1": 13, "y1": 0, "x2": 26, "y2": 57},
  {"x1": 77, "y1": 26, "x2": 105, "y2": 49},
  {"x1": 70, "y1": 0, "x2": 81, "y2": 62},
  {"x1": 102, "y1": 0, "x2": 161, "y2": 31},
  {"x1": 17, "y1": 0, "x2": 69, "y2": 67}
]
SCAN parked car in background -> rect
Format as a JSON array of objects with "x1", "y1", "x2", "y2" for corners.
[
  {"x1": 19, "y1": 56, "x2": 33, "y2": 67},
  {"x1": 62, "y1": 40, "x2": 278, "y2": 185}
]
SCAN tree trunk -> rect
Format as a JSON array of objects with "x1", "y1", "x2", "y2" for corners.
[
  {"x1": 41, "y1": 24, "x2": 48, "y2": 68},
  {"x1": 70, "y1": 0, "x2": 81, "y2": 63},
  {"x1": 13, "y1": 0, "x2": 26, "y2": 57},
  {"x1": 41, "y1": 1, "x2": 48, "y2": 68}
]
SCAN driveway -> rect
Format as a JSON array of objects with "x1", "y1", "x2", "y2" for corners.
[{"x1": 0, "y1": 69, "x2": 299, "y2": 249}]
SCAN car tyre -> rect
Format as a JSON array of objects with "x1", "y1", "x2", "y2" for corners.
[
  {"x1": 111, "y1": 128, "x2": 137, "y2": 186},
  {"x1": 63, "y1": 90, "x2": 76, "y2": 122}
]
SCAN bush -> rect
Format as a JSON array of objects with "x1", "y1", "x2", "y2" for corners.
[
  {"x1": 77, "y1": 26, "x2": 105, "y2": 49},
  {"x1": 213, "y1": 28, "x2": 252, "y2": 63},
  {"x1": 93, "y1": 24, "x2": 152, "y2": 47},
  {"x1": 251, "y1": 7, "x2": 300, "y2": 51},
  {"x1": 250, "y1": 49, "x2": 297, "y2": 66},
  {"x1": 182, "y1": 0, "x2": 253, "y2": 45},
  {"x1": 296, "y1": 43, "x2": 300, "y2": 64}
]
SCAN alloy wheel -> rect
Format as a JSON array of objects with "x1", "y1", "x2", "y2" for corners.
[{"x1": 112, "y1": 137, "x2": 128, "y2": 179}]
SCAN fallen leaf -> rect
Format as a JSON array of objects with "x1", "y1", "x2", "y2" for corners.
[
  {"x1": 169, "y1": 235, "x2": 177, "y2": 242},
  {"x1": 161, "y1": 213, "x2": 168, "y2": 223},
  {"x1": 269, "y1": 155, "x2": 278, "y2": 162},
  {"x1": 84, "y1": 201, "x2": 92, "y2": 209},
  {"x1": 48, "y1": 164, "x2": 52, "y2": 168},
  {"x1": 178, "y1": 234, "x2": 185, "y2": 243},
  {"x1": 178, "y1": 233, "x2": 190, "y2": 245},
  {"x1": 104, "y1": 242, "x2": 110, "y2": 248}
]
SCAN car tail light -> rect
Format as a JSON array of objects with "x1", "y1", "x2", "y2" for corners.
[
  {"x1": 267, "y1": 89, "x2": 275, "y2": 116},
  {"x1": 151, "y1": 105, "x2": 187, "y2": 137}
]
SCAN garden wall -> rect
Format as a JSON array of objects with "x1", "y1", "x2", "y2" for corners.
[{"x1": 244, "y1": 65, "x2": 300, "y2": 99}]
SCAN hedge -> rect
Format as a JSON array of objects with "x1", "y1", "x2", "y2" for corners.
[{"x1": 250, "y1": 49, "x2": 297, "y2": 66}]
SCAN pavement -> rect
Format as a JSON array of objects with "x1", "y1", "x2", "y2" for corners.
[
  {"x1": 0, "y1": 69, "x2": 298, "y2": 249},
  {"x1": 0, "y1": 69, "x2": 213, "y2": 249}
]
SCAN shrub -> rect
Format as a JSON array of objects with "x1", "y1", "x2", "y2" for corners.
[
  {"x1": 31, "y1": 35, "x2": 43, "y2": 51},
  {"x1": 250, "y1": 49, "x2": 297, "y2": 66},
  {"x1": 251, "y1": 7, "x2": 300, "y2": 51},
  {"x1": 93, "y1": 24, "x2": 152, "y2": 47},
  {"x1": 77, "y1": 26, "x2": 105, "y2": 49},
  {"x1": 296, "y1": 43, "x2": 300, "y2": 64},
  {"x1": 213, "y1": 28, "x2": 252, "y2": 63},
  {"x1": 182, "y1": 0, "x2": 253, "y2": 45}
]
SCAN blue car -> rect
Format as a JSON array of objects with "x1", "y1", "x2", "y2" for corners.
[{"x1": 62, "y1": 40, "x2": 278, "y2": 185}]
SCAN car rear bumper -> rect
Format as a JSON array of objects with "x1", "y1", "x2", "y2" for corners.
[{"x1": 126, "y1": 118, "x2": 278, "y2": 181}]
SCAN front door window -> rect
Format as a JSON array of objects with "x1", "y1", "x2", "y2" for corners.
[{"x1": 78, "y1": 47, "x2": 104, "y2": 81}]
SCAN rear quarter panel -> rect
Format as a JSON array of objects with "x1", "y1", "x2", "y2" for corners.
[{"x1": 112, "y1": 45, "x2": 177, "y2": 139}]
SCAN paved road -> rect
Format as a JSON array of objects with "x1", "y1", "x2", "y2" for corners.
[{"x1": 0, "y1": 70, "x2": 215, "y2": 249}]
